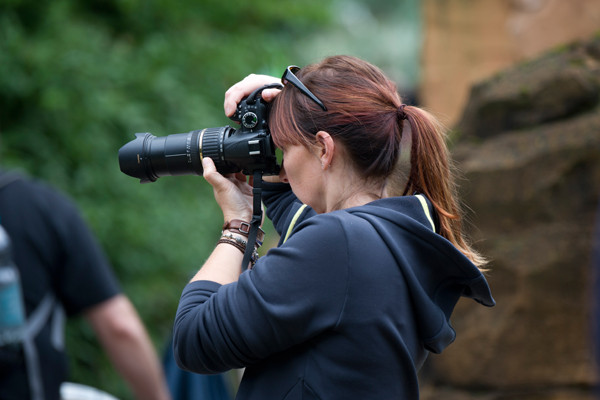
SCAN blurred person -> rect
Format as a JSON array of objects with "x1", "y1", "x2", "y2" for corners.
[
  {"x1": 172, "y1": 55, "x2": 495, "y2": 399},
  {"x1": 162, "y1": 336, "x2": 232, "y2": 400},
  {"x1": 0, "y1": 169, "x2": 171, "y2": 400}
]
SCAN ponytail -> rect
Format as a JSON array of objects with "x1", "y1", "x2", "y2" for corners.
[{"x1": 400, "y1": 106, "x2": 487, "y2": 269}]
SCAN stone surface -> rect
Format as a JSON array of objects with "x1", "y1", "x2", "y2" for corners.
[
  {"x1": 421, "y1": 0, "x2": 600, "y2": 126},
  {"x1": 420, "y1": 34, "x2": 600, "y2": 399},
  {"x1": 457, "y1": 38, "x2": 600, "y2": 139}
]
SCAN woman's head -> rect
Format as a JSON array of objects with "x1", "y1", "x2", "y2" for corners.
[
  {"x1": 270, "y1": 55, "x2": 487, "y2": 269},
  {"x1": 270, "y1": 55, "x2": 404, "y2": 182}
]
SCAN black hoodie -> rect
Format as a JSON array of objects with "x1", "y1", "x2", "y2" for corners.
[{"x1": 173, "y1": 183, "x2": 494, "y2": 399}]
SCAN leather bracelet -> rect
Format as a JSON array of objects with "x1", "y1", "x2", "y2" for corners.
[
  {"x1": 217, "y1": 234, "x2": 259, "y2": 267},
  {"x1": 222, "y1": 219, "x2": 264, "y2": 246},
  {"x1": 217, "y1": 237, "x2": 246, "y2": 254}
]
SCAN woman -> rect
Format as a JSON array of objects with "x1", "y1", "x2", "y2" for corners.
[{"x1": 173, "y1": 55, "x2": 494, "y2": 399}]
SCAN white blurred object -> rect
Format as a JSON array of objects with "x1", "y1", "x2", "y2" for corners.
[{"x1": 60, "y1": 382, "x2": 119, "y2": 400}]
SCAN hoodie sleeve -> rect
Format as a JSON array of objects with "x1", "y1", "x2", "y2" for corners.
[{"x1": 172, "y1": 214, "x2": 349, "y2": 374}]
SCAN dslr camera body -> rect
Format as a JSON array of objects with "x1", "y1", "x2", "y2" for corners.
[{"x1": 119, "y1": 84, "x2": 282, "y2": 183}]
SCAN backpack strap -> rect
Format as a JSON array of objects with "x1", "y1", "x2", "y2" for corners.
[{"x1": 22, "y1": 293, "x2": 58, "y2": 400}]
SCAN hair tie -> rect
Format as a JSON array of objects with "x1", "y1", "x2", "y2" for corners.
[{"x1": 397, "y1": 104, "x2": 408, "y2": 121}]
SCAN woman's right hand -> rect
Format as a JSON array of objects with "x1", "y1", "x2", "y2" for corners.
[
  {"x1": 202, "y1": 157, "x2": 254, "y2": 223},
  {"x1": 224, "y1": 74, "x2": 281, "y2": 117}
]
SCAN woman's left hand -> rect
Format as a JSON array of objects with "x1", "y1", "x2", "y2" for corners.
[
  {"x1": 202, "y1": 157, "x2": 254, "y2": 223},
  {"x1": 224, "y1": 74, "x2": 281, "y2": 117}
]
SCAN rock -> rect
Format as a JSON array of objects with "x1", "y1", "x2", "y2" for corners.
[
  {"x1": 421, "y1": 35, "x2": 600, "y2": 398},
  {"x1": 457, "y1": 38, "x2": 600, "y2": 139}
]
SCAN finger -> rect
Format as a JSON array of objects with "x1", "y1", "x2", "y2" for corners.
[
  {"x1": 234, "y1": 175, "x2": 253, "y2": 196},
  {"x1": 224, "y1": 84, "x2": 247, "y2": 117},
  {"x1": 262, "y1": 175, "x2": 282, "y2": 183},
  {"x1": 224, "y1": 74, "x2": 281, "y2": 116},
  {"x1": 261, "y1": 88, "x2": 282, "y2": 102},
  {"x1": 234, "y1": 172, "x2": 247, "y2": 182},
  {"x1": 202, "y1": 157, "x2": 215, "y2": 175},
  {"x1": 202, "y1": 158, "x2": 225, "y2": 188},
  {"x1": 224, "y1": 74, "x2": 261, "y2": 116}
]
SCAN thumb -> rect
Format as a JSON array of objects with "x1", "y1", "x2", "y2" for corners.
[
  {"x1": 261, "y1": 88, "x2": 281, "y2": 102},
  {"x1": 202, "y1": 157, "x2": 222, "y2": 187}
]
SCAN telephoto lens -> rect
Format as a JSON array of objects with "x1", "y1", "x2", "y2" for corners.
[
  {"x1": 119, "y1": 84, "x2": 282, "y2": 183},
  {"x1": 118, "y1": 127, "x2": 238, "y2": 183}
]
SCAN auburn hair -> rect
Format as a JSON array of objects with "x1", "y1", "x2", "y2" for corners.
[{"x1": 269, "y1": 55, "x2": 487, "y2": 269}]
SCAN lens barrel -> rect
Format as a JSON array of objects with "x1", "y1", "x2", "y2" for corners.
[
  {"x1": 119, "y1": 123, "x2": 279, "y2": 183},
  {"x1": 119, "y1": 127, "x2": 236, "y2": 183}
]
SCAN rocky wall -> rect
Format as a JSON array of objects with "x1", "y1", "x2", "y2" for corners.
[{"x1": 421, "y1": 35, "x2": 600, "y2": 400}]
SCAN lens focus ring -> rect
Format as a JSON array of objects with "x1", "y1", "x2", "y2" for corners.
[
  {"x1": 200, "y1": 127, "x2": 223, "y2": 160},
  {"x1": 200, "y1": 127, "x2": 237, "y2": 173}
]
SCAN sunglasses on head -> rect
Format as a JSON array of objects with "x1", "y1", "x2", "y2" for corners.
[{"x1": 281, "y1": 66, "x2": 327, "y2": 111}]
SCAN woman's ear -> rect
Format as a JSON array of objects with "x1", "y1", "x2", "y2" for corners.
[{"x1": 315, "y1": 130, "x2": 335, "y2": 170}]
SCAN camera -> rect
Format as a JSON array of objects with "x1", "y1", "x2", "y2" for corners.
[{"x1": 118, "y1": 84, "x2": 281, "y2": 183}]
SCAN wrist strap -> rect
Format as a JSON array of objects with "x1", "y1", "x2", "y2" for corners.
[
  {"x1": 241, "y1": 171, "x2": 263, "y2": 271},
  {"x1": 222, "y1": 219, "x2": 264, "y2": 246}
]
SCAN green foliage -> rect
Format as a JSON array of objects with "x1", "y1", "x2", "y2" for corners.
[{"x1": 0, "y1": 0, "x2": 333, "y2": 398}]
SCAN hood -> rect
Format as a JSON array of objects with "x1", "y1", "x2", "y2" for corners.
[{"x1": 350, "y1": 196, "x2": 495, "y2": 354}]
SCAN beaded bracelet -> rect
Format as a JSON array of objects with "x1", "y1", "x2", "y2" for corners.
[
  {"x1": 221, "y1": 228, "x2": 262, "y2": 249},
  {"x1": 217, "y1": 233, "x2": 259, "y2": 267},
  {"x1": 220, "y1": 232, "x2": 247, "y2": 247}
]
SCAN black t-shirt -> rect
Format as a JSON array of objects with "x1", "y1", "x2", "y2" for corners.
[{"x1": 0, "y1": 173, "x2": 120, "y2": 400}]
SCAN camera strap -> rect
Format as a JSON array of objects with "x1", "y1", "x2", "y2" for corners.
[{"x1": 241, "y1": 171, "x2": 263, "y2": 271}]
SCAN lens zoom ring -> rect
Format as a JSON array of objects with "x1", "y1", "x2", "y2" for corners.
[
  {"x1": 201, "y1": 128, "x2": 221, "y2": 159},
  {"x1": 201, "y1": 127, "x2": 228, "y2": 170}
]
